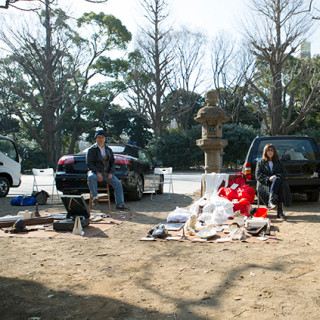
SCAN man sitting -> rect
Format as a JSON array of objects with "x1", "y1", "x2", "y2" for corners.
[{"x1": 86, "y1": 129, "x2": 129, "y2": 210}]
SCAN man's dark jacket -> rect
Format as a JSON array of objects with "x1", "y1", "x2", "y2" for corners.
[{"x1": 86, "y1": 143, "x2": 115, "y2": 175}]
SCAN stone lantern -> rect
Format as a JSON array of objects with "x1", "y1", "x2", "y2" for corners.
[{"x1": 194, "y1": 90, "x2": 230, "y2": 173}]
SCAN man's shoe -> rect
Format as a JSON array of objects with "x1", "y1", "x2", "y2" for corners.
[
  {"x1": 92, "y1": 199, "x2": 98, "y2": 207},
  {"x1": 268, "y1": 200, "x2": 276, "y2": 209},
  {"x1": 116, "y1": 205, "x2": 130, "y2": 210}
]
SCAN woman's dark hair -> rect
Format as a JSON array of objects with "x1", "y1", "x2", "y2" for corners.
[{"x1": 262, "y1": 143, "x2": 279, "y2": 161}]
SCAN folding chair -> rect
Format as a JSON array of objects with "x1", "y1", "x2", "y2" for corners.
[
  {"x1": 151, "y1": 167, "x2": 173, "y2": 200},
  {"x1": 89, "y1": 182, "x2": 111, "y2": 210},
  {"x1": 32, "y1": 168, "x2": 59, "y2": 201}
]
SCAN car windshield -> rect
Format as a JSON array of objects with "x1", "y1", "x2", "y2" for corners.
[
  {"x1": 109, "y1": 146, "x2": 125, "y2": 154},
  {"x1": 79, "y1": 145, "x2": 126, "y2": 155},
  {"x1": 0, "y1": 138, "x2": 19, "y2": 162},
  {"x1": 79, "y1": 145, "x2": 138, "y2": 158},
  {"x1": 252, "y1": 138, "x2": 320, "y2": 162}
]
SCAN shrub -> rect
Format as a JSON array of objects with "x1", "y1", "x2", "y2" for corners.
[
  {"x1": 148, "y1": 126, "x2": 203, "y2": 170},
  {"x1": 222, "y1": 123, "x2": 257, "y2": 169}
]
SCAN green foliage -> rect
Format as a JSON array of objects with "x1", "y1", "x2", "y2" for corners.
[
  {"x1": 0, "y1": 6, "x2": 133, "y2": 164},
  {"x1": 76, "y1": 82, "x2": 152, "y2": 148},
  {"x1": 77, "y1": 12, "x2": 132, "y2": 48},
  {"x1": 148, "y1": 126, "x2": 203, "y2": 169},
  {"x1": 222, "y1": 123, "x2": 257, "y2": 168},
  {"x1": 0, "y1": 116, "x2": 20, "y2": 136},
  {"x1": 20, "y1": 146, "x2": 47, "y2": 173},
  {"x1": 93, "y1": 57, "x2": 130, "y2": 78},
  {"x1": 148, "y1": 123, "x2": 257, "y2": 170},
  {"x1": 101, "y1": 107, "x2": 153, "y2": 148}
]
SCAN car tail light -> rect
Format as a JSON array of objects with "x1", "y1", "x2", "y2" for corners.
[
  {"x1": 57, "y1": 155, "x2": 75, "y2": 165},
  {"x1": 114, "y1": 155, "x2": 131, "y2": 165},
  {"x1": 244, "y1": 162, "x2": 252, "y2": 180}
]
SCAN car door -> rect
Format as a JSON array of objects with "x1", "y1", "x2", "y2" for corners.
[{"x1": 0, "y1": 136, "x2": 21, "y2": 187}]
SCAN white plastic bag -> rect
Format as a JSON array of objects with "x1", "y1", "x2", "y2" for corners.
[
  {"x1": 199, "y1": 206, "x2": 229, "y2": 226},
  {"x1": 189, "y1": 196, "x2": 210, "y2": 216},
  {"x1": 210, "y1": 194, "x2": 234, "y2": 217},
  {"x1": 166, "y1": 207, "x2": 193, "y2": 223}
]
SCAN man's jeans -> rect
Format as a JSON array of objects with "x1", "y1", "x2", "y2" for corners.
[
  {"x1": 87, "y1": 171, "x2": 125, "y2": 206},
  {"x1": 269, "y1": 177, "x2": 284, "y2": 202}
]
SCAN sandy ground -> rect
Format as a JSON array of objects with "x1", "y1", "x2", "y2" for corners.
[{"x1": 0, "y1": 191, "x2": 320, "y2": 320}]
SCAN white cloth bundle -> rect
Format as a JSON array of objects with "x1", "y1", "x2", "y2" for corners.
[
  {"x1": 167, "y1": 207, "x2": 193, "y2": 223},
  {"x1": 190, "y1": 194, "x2": 234, "y2": 226},
  {"x1": 202, "y1": 173, "x2": 229, "y2": 196}
]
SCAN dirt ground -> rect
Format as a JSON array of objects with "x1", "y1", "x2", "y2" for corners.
[{"x1": 0, "y1": 190, "x2": 320, "y2": 320}]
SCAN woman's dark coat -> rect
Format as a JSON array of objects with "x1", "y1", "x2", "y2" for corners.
[{"x1": 255, "y1": 159, "x2": 292, "y2": 207}]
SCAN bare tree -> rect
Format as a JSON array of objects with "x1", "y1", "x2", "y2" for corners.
[
  {"x1": 126, "y1": 0, "x2": 174, "y2": 138},
  {"x1": 171, "y1": 27, "x2": 208, "y2": 94},
  {"x1": 210, "y1": 31, "x2": 253, "y2": 123},
  {"x1": 169, "y1": 27, "x2": 209, "y2": 129},
  {"x1": 243, "y1": 0, "x2": 320, "y2": 135}
]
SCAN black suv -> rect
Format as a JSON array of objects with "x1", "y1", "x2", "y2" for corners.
[{"x1": 243, "y1": 136, "x2": 320, "y2": 201}]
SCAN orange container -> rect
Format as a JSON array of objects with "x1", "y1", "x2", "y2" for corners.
[{"x1": 253, "y1": 208, "x2": 268, "y2": 218}]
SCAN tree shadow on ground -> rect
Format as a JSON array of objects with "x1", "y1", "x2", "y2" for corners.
[
  {"x1": 0, "y1": 255, "x2": 286, "y2": 320},
  {"x1": 0, "y1": 276, "x2": 173, "y2": 320},
  {"x1": 132, "y1": 249, "x2": 286, "y2": 319},
  {"x1": 254, "y1": 192, "x2": 320, "y2": 224}
]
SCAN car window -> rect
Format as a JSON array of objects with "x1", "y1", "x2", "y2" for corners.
[
  {"x1": 138, "y1": 150, "x2": 153, "y2": 164},
  {"x1": 109, "y1": 146, "x2": 126, "y2": 154},
  {"x1": 252, "y1": 139, "x2": 320, "y2": 161},
  {"x1": 0, "y1": 138, "x2": 19, "y2": 162}
]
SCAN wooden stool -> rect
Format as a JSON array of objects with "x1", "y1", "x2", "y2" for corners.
[{"x1": 89, "y1": 183, "x2": 111, "y2": 210}]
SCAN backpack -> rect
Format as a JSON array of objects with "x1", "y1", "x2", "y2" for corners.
[{"x1": 32, "y1": 190, "x2": 50, "y2": 205}]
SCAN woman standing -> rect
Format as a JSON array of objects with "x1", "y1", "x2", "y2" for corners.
[{"x1": 255, "y1": 143, "x2": 290, "y2": 220}]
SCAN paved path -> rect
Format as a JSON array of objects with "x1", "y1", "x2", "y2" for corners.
[{"x1": 8, "y1": 172, "x2": 205, "y2": 197}]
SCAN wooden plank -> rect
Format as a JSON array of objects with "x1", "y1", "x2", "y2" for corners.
[{"x1": 0, "y1": 217, "x2": 54, "y2": 228}]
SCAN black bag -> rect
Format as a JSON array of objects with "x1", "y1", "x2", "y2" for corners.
[
  {"x1": 53, "y1": 217, "x2": 89, "y2": 231},
  {"x1": 53, "y1": 195, "x2": 90, "y2": 231},
  {"x1": 60, "y1": 195, "x2": 90, "y2": 219},
  {"x1": 32, "y1": 190, "x2": 49, "y2": 205}
]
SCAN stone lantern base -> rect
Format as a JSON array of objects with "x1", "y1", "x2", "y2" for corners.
[{"x1": 196, "y1": 138, "x2": 228, "y2": 173}]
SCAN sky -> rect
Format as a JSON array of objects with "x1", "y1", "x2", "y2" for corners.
[
  {"x1": 72, "y1": 0, "x2": 248, "y2": 44},
  {"x1": 1, "y1": 0, "x2": 319, "y2": 54},
  {"x1": 71, "y1": 0, "x2": 320, "y2": 56}
]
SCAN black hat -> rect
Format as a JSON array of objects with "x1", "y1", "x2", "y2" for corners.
[{"x1": 94, "y1": 129, "x2": 106, "y2": 139}]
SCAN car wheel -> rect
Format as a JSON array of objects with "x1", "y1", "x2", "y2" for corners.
[
  {"x1": 0, "y1": 177, "x2": 10, "y2": 197},
  {"x1": 128, "y1": 175, "x2": 144, "y2": 201},
  {"x1": 306, "y1": 191, "x2": 319, "y2": 202}
]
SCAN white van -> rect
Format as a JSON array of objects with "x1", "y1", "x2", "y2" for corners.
[{"x1": 0, "y1": 135, "x2": 21, "y2": 197}]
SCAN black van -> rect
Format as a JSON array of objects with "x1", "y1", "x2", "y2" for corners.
[{"x1": 242, "y1": 136, "x2": 320, "y2": 201}]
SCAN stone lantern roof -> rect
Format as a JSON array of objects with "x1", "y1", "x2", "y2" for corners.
[
  {"x1": 194, "y1": 90, "x2": 230, "y2": 123},
  {"x1": 194, "y1": 105, "x2": 230, "y2": 123}
]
